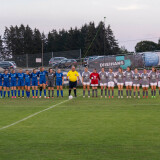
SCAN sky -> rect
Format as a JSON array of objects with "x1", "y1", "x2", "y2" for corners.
[{"x1": 0, "y1": 0, "x2": 160, "y2": 51}]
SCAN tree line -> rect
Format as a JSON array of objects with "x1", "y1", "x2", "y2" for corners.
[{"x1": 0, "y1": 21, "x2": 124, "y2": 60}]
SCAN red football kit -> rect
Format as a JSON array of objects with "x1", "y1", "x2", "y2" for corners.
[{"x1": 90, "y1": 73, "x2": 100, "y2": 86}]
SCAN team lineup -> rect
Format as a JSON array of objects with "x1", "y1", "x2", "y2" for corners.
[{"x1": 0, "y1": 66, "x2": 160, "y2": 99}]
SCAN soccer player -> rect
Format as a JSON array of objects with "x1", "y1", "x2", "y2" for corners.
[
  {"x1": 124, "y1": 67, "x2": 133, "y2": 98},
  {"x1": 55, "y1": 69, "x2": 64, "y2": 98},
  {"x1": 67, "y1": 66, "x2": 79, "y2": 97},
  {"x1": 132, "y1": 68, "x2": 140, "y2": 98},
  {"x1": 116, "y1": 68, "x2": 124, "y2": 98},
  {"x1": 99, "y1": 67, "x2": 107, "y2": 98},
  {"x1": 107, "y1": 68, "x2": 115, "y2": 98},
  {"x1": 90, "y1": 69, "x2": 100, "y2": 97},
  {"x1": 3, "y1": 70, "x2": 10, "y2": 98},
  {"x1": 158, "y1": 70, "x2": 160, "y2": 96},
  {"x1": 0, "y1": 72, "x2": 3, "y2": 98},
  {"x1": 141, "y1": 69, "x2": 149, "y2": 98},
  {"x1": 24, "y1": 70, "x2": 31, "y2": 98},
  {"x1": 149, "y1": 67, "x2": 157, "y2": 98},
  {"x1": 10, "y1": 69, "x2": 17, "y2": 98},
  {"x1": 82, "y1": 67, "x2": 91, "y2": 98},
  {"x1": 17, "y1": 69, "x2": 25, "y2": 98},
  {"x1": 38, "y1": 67, "x2": 48, "y2": 98},
  {"x1": 47, "y1": 68, "x2": 55, "y2": 98},
  {"x1": 30, "y1": 69, "x2": 38, "y2": 98}
]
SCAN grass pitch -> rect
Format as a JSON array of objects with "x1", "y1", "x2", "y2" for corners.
[{"x1": 0, "y1": 89, "x2": 160, "y2": 160}]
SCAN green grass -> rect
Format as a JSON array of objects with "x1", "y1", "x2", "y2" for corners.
[{"x1": 0, "y1": 89, "x2": 160, "y2": 160}]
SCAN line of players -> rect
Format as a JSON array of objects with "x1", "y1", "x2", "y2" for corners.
[
  {"x1": 82, "y1": 67, "x2": 160, "y2": 98},
  {"x1": 0, "y1": 67, "x2": 64, "y2": 98}
]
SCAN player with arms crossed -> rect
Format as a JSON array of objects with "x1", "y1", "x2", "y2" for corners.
[
  {"x1": 24, "y1": 70, "x2": 31, "y2": 98},
  {"x1": 132, "y1": 68, "x2": 141, "y2": 98},
  {"x1": 47, "y1": 68, "x2": 56, "y2": 98},
  {"x1": 124, "y1": 67, "x2": 133, "y2": 98},
  {"x1": 116, "y1": 67, "x2": 124, "y2": 98},
  {"x1": 99, "y1": 67, "x2": 107, "y2": 98},
  {"x1": 17, "y1": 69, "x2": 25, "y2": 98},
  {"x1": 149, "y1": 67, "x2": 157, "y2": 98},
  {"x1": 55, "y1": 69, "x2": 64, "y2": 98},
  {"x1": 107, "y1": 68, "x2": 115, "y2": 98},
  {"x1": 141, "y1": 69, "x2": 149, "y2": 98},
  {"x1": 38, "y1": 67, "x2": 48, "y2": 98},
  {"x1": 30, "y1": 69, "x2": 38, "y2": 98},
  {"x1": 82, "y1": 67, "x2": 91, "y2": 98},
  {"x1": 90, "y1": 69, "x2": 100, "y2": 98},
  {"x1": 3, "y1": 70, "x2": 10, "y2": 98},
  {"x1": 10, "y1": 69, "x2": 17, "y2": 98}
]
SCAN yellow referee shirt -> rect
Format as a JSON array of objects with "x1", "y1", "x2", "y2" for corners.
[{"x1": 67, "y1": 70, "x2": 79, "y2": 82}]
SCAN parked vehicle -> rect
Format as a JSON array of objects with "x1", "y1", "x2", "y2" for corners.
[
  {"x1": 0, "y1": 61, "x2": 15, "y2": 70},
  {"x1": 55, "y1": 59, "x2": 77, "y2": 68},
  {"x1": 4, "y1": 61, "x2": 17, "y2": 68},
  {"x1": 49, "y1": 57, "x2": 67, "y2": 65}
]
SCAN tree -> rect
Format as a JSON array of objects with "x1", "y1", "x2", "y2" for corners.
[
  {"x1": 0, "y1": 36, "x2": 5, "y2": 60},
  {"x1": 135, "y1": 41, "x2": 158, "y2": 52}
]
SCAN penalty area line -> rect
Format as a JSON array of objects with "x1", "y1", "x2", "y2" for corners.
[{"x1": 0, "y1": 97, "x2": 76, "y2": 131}]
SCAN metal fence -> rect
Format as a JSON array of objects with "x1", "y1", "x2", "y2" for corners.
[{"x1": 5, "y1": 49, "x2": 82, "y2": 68}]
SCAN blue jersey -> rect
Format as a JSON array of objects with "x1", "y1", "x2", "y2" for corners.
[
  {"x1": 55, "y1": 72, "x2": 63, "y2": 82},
  {"x1": 0, "y1": 73, "x2": 2, "y2": 82},
  {"x1": 24, "y1": 74, "x2": 31, "y2": 83},
  {"x1": 10, "y1": 73, "x2": 17, "y2": 82},
  {"x1": 3, "y1": 73, "x2": 10, "y2": 82},
  {"x1": 30, "y1": 72, "x2": 38, "y2": 82},
  {"x1": 17, "y1": 73, "x2": 25, "y2": 81},
  {"x1": 37, "y1": 71, "x2": 48, "y2": 80}
]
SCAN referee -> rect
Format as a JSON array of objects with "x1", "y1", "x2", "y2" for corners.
[{"x1": 67, "y1": 66, "x2": 79, "y2": 97}]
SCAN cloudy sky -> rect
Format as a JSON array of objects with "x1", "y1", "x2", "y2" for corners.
[{"x1": 0, "y1": 0, "x2": 160, "y2": 51}]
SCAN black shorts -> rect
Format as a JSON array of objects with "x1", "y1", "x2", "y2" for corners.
[
  {"x1": 69, "y1": 81, "x2": 77, "y2": 89},
  {"x1": 48, "y1": 80, "x2": 55, "y2": 87}
]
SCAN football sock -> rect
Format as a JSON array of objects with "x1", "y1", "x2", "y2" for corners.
[
  {"x1": 154, "y1": 90, "x2": 156, "y2": 96},
  {"x1": 112, "y1": 90, "x2": 114, "y2": 96},
  {"x1": 105, "y1": 89, "x2": 107, "y2": 96},
  {"x1": 57, "y1": 90, "x2": 59, "y2": 97},
  {"x1": 83, "y1": 90, "x2": 85, "y2": 96},
  {"x1": 95, "y1": 89, "x2": 98, "y2": 97},
  {"x1": 11, "y1": 90, "x2": 13, "y2": 97},
  {"x1": 36, "y1": 90, "x2": 38, "y2": 97},
  {"x1": 126, "y1": 90, "x2": 128, "y2": 96},
  {"x1": 108, "y1": 90, "x2": 110, "y2": 96},
  {"x1": 61, "y1": 90, "x2": 63, "y2": 97},
  {"x1": 52, "y1": 90, "x2": 54, "y2": 97},
  {"x1": 101, "y1": 89, "x2": 103, "y2": 96},
  {"x1": 121, "y1": 90, "x2": 123, "y2": 96},
  {"x1": 151, "y1": 90, "x2": 153, "y2": 96},
  {"x1": 92, "y1": 89, "x2": 94, "y2": 97},
  {"x1": 18, "y1": 90, "x2": 20, "y2": 97},
  {"x1": 8, "y1": 91, "x2": 10, "y2": 97},
  {"x1": 32, "y1": 90, "x2": 34, "y2": 96},
  {"x1": 88, "y1": 90, "x2": 90, "y2": 96},
  {"x1": 118, "y1": 90, "x2": 120, "y2": 96},
  {"x1": 74, "y1": 89, "x2": 76, "y2": 97},
  {"x1": 22, "y1": 90, "x2": 24, "y2": 97},
  {"x1": 129, "y1": 90, "x2": 132, "y2": 96},
  {"x1": 143, "y1": 91, "x2": 145, "y2": 96},
  {"x1": 146, "y1": 91, "x2": 148, "y2": 96},
  {"x1": 69, "y1": 89, "x2": 71, "y2": 96},
  {"x1": 0, "y1": 90, "x2": 2, "y2": 97},
  {"x1": 44, "y1": 89, "x2": 46, "y2": 96}
]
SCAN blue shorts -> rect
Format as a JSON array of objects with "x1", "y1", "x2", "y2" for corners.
[
  {"x1": 3, "y1": 81, "x2": 10, "y2": 87},
  {"x1": 32, "y1": 80, "x2": 38, "y2": 86},
  {"x1": 18, "y1": 80, "x2": 24, "y2": 87},
  {"x1": 11, "y1": 81, "x2": 17, "y2": 87},
  {"x1": 56, "y1": 80, "x2": 62, "y2": 86},
  {"x1": 0, "y1": 81, "x2": 2, "y2": 86},
  {"x1": 40, "y1": 79, "x2": 46, "y2": 85},
  {"x1": 25, "y1": 81, "x2": 31, "y2": 86}
]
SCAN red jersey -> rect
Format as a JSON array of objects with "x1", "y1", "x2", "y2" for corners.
[{"x1": 90, "y1": 72, "x2": 100, "y2": 84}]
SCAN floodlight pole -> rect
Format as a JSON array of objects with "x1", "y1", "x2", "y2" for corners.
[{"x1": 104, "y1": 17, "x2": 106, "y2": 67}]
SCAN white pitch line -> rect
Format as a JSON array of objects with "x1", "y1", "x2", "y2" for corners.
[{"x1": 0, "y1": 98, "x2": 72, "y2": 131}]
